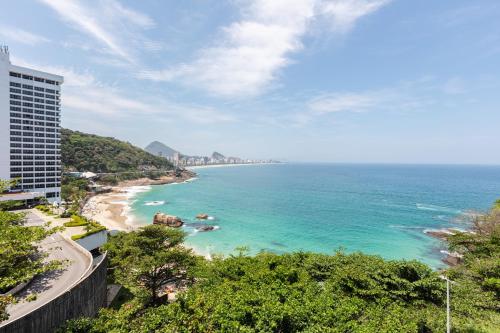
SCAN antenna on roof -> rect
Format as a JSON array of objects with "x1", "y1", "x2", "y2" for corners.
[{"x1": 0, "y1": 45, "x2": 8, "y2": 54}]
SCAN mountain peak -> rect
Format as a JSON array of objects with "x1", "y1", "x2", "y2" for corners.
[{"x1": 145, "y1": 141, "x2": 179, "y2": 158}]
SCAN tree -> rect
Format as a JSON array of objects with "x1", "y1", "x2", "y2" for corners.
[
  {"x1": 104, "y1": 225, "x2": 196, "y2": 304},
  {"x1": 61, "y1": 177, "x2": 89, "y2": 213}
]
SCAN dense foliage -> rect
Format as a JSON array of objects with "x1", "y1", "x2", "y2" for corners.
[
  {"x1": 61, "y1": 202, "x2": 500, "y2": 332},
  {"x1": 103, "y1": 225, "x2": 197, "y2": 304},
  {"x1": 0, "y1": 209, "x2": 62, "y2": 321},
  {"x1": 61, "y1": 176, "x2": 90, "y2": 212},
  {"x1": 61, "y1": 128, "x2": 173, "y2": 173}
]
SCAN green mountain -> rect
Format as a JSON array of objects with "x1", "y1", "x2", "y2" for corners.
[
  {"x1": 61, "y1": 128, "x2": 173, "y2": 173},
  {"x1": 144, "y1": 141, "x2": 178, "y2": 158}
]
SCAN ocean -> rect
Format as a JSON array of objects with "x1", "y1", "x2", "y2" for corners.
[{"x1": 129, "y1": 163, "x2": 500, "y2": 268}]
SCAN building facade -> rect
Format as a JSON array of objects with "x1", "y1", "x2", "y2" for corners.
[{"x1": 0, "y1": 47, "x2": 63, "y2": 202}]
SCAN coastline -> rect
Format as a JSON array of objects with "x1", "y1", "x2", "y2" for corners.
[
  {"x1": 186, "y1": 162, "x2": 280, "y2": 170},
  {"x1": 82, "y1": 170, "x2": 196, "y2": 232}
]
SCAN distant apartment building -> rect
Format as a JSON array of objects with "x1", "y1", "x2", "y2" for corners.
[{"x1": 0, "y1": 46, "x2": 63, "y2": 203}]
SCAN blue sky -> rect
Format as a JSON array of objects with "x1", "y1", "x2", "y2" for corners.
[{"x1": 2, "y1": 0, "x2": 500, "y2": 163}]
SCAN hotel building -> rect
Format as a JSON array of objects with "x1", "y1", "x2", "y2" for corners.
[{"x1": 0, "y1": 46, "x2": 63, "y2": 203}]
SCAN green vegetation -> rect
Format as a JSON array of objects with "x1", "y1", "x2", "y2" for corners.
[
  {"x1": 0, "y1": 209, "x2": 63, "y2": 321},
  {"x1": 61, "y1": 128, "x2": 173, "y2": 174},
  {"x1": 65, "y1": 214, "x2": 106, "y2": 241},
  {"x1": 64, "y1": 214, "x2": 89, "y2": 227},
  {"x1": 60, "y1": 202, "x2": 500, "y2": 332},
  {"x1": 61, "y1": 176, "x2": 89, "y2": 213},
  {"x1": 103, "y1": 225, "x2": 196, "y2": 304}
]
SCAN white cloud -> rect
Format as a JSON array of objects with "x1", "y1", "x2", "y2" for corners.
[
  {"x1": 309, "y1": 91, "x2": 383, "y2": 114},
  {"x1": 11, "y1": 56, "x2": 236, "y2": 124},
  {"x1": 319, "y1": 0, "x2": 391, "y2": 33},
  {"x1": 139, "y1": 0, "x2": 390, "y2": 98},
  {"x1": 38, "y1": 0, "x2": 157, "y2": 63},
  {"x1": 0, "y1": 25, "x2": 50, "y2": 45}
]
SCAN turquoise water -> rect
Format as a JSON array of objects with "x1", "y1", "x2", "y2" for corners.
[{"x1": 130, "y1": 164, "x2": 500, "y2": 267}]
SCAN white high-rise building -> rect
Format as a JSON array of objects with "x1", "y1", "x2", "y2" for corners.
[{"x1": 0, "y1": 46, "x2": 63, "y2": 203}]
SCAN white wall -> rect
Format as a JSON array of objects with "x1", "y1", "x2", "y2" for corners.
[{"x1": 0, "y1": 51, "x2": 10, "y2": 183}]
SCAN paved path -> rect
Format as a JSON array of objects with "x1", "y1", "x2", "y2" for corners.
[{"x1": 0, "y1": 210, "x2": 91, "y2": 327}]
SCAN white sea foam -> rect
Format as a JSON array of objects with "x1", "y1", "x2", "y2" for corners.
[
  {"x1": 416, "y1": 203, "x2": 461, "y2": 214},
  {"x1": 207, "y1": 216, "x2": 215, "y2": 220},
  {"x1": 124, "y1": 186, "x2": 152, "y2": 198},
  {"x1": 144, "y1": 200, "x2": 165, "y2": 206}
]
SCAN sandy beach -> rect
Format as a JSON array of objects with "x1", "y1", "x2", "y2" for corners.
[{"x1": 82, "y1": 171, "x2": 196, "y2": 231}]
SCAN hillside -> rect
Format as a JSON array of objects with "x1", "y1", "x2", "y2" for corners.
[
  {"x1": 144, "y1": 141, "x2": 178, "y2": 158},
  {"x1": 61, "y1": 128, "x2": 173, "y2": 173}
]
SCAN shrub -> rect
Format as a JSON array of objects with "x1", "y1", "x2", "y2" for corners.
[{"x1": 63, "y1": 215, "x2": 89, "y2": 227}]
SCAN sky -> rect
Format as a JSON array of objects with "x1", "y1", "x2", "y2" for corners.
[{"x1": 1, "y1": 0, "x2": 500, "y2": 164}]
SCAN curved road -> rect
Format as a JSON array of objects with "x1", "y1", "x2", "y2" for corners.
[{"x1": 1, "y1": 212, "x2": 91, "y2": 327}]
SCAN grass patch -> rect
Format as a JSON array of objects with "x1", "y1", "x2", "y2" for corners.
[
  {"x1": 63, "y1": 215, "x2": 88, "y2": 227},
  {"x1": 69, "y1": 215, "x2": 106, "y2": 240}
]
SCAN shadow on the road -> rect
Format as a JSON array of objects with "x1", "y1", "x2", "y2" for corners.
[{"x1": 15, "y1": 267, "x2": 68, "y2": 301}]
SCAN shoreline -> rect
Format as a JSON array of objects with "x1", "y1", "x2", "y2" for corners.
[
  {"x1": 186, "y1": 162, "x2": 280, "y2": 170},
  {"x1": 81, "y1": 170, "x2": 196, "y2": 232}
]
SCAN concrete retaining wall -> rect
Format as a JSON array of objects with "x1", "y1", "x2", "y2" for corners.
[
  {"x1": 76, "y1": 230, "x2": 108, "y2": 252},
  {"x1": 0, "y1": 254, "x2": 108, "y2": 333}
]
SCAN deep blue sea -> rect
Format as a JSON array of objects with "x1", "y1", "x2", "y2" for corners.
[{"x1": 130, "y1": 164, "x2": 500, "y2": 267}]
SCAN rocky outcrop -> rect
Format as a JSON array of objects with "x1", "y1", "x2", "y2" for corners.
[
  {"x1": 153, "y1": 212, "x2": 183, "y2": 227},
  {"x1": 196, "y1": 213, "x2": 209, "y2": 220},
  {"x1": 196, "y1": 225, "x2": 215, "y2": 232}
]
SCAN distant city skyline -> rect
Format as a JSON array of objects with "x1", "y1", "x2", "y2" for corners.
[{"x1": 2, "y1": 0, "x2": 500, "y2": 164}]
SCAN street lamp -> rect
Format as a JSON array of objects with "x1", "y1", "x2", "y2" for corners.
[{"x1": 440, "y1": 275, "x2": 454, "y2": 333}]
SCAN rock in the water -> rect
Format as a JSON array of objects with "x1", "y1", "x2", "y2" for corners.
[
  {"x1": 196, "y1": 225, "x2": 215, "y2": 232},
  {"x1": 153, "y1": 212, "x2": 183, "y2": 227},
  {"x1": 196, "y1": 213, "x2": 209, "y2": 220}
]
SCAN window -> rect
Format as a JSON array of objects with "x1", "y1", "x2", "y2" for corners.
[
  {"x1": 10, "y1": 112, "x2": 21, "y2": 118},
  {"x1": 22, "y1": 90, "x2": 33, "y2": 96},
  {"x1": 22, "y1": 75, "x2": 33, "y2": 81},
  {"x1": 34, "y1": 77, "x2": 45, "y2": 83},
  {"x1": 10, "y1": 100, "x2": 21, "y2": 106},
  {"x1": 10, "y1": 72, "x2": 21, "y2": 78},
  {"x1": 34, "y1": 86, "x2": 44, "y2": 92},
  {"x1": 10, "y1": 94, "x2": 21, "y2": 99},
  {"x1": 22, "y1": 84, "x2": 33, "y2": 89},
  {"x1": 10, "y1": 82, "x2": 21, "y2": 87},
  {"x1": 10, "y1": 106, "x2": 21, "y2": 111},
  {"x1": 10, "y1": 88, "x2": 21, "y2": 93},
  {"x1": 10, "y1": 119, "x2": 21, "y2": 124}
]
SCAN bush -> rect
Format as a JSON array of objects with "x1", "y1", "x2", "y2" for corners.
[
  {"x1": 63, "y1": 215, "x2": 89, "y2": 227},
  {"x1": 68, "y1": 215, "x2": 106, "y2": 240}
]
